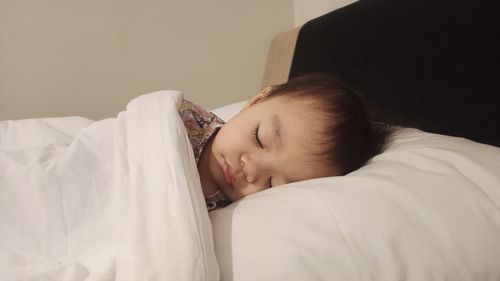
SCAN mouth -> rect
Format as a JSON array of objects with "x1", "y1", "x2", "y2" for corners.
[{"x1": 222, "y1": 161, "x2": 235, "y2": 188}]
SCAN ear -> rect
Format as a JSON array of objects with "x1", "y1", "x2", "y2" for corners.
[{"x1": 243, "y1": 86, "x2": 274, "y2": 110}]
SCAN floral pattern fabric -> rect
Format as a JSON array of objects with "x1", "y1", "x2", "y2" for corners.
[{"x1": 178, "y1": 100, "x2": 231, "y2": 211}]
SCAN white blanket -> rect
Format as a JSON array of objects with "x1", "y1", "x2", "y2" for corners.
[{"x1": 0, "y1": 91, "x2": 219, "y2": 281}]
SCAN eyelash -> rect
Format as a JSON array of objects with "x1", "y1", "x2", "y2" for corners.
[
  {"x1": 251, "y1": 126, "x2": 272, "y2": 188},
  {"x1": 251, "y1": 125, "x2": 264, "y2": 149}
]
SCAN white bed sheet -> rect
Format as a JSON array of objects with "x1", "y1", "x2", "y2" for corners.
[{"x1": 0, "y1": 91, "x2": 219, "y2": 281}]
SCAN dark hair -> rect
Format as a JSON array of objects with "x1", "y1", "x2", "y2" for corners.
[{"x1": 262, "y1": 73, "x2": 392, "y2": 175}]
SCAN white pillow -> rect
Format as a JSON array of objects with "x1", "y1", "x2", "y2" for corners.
[
  {"x1": 210, "y1": 126, "x2": 500, "y2": 281},
  {"x1": 211, "y1": 100, "x2": 247, "y2": 122}
]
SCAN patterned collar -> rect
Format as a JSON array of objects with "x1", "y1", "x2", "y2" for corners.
[{"x1": 179, "y1": 100, "x2": 231, "y2": 211}]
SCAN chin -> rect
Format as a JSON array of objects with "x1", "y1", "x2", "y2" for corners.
[{"x1": 218, "y1": 186, "x2": 238, "y2": 202}]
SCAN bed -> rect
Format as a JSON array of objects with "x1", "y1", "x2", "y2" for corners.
[
  {"x1": 210, "y1": 0, "x2": 500, "y2": 280},
  {"x1": 1, "y1": 0, "x2": 500, "y2": 280}
]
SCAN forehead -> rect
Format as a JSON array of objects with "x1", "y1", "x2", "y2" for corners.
[
  {"x1": 256, "y1": 95, "x2": 320, "y2": 122},
  {"x1": 259, "y1": 96, "x2": 325, "y2": 136}
]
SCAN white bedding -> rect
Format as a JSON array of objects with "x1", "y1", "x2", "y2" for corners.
[{"x1": 0, "y1": 91, "x2": 219, "y2": 281}]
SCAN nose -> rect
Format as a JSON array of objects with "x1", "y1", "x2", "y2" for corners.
[
  {"x1": 240, "y1": 153, "x2": 270, "y2": 188},
  {"x1": 239, "y1": 157, "x2": 255, "y2": 183}
]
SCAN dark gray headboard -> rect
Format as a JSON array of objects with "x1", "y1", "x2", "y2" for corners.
[{"x1": 290, "y1": 0, "x2": 500, "y2": 147}]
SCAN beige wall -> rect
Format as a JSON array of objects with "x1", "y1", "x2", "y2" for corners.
[
  {"x1": 0, "y1": 0, "x2": 293, "y2": 120},
  {"x1": 293, "y1": 0, "x2": 357, "y2": 26}
]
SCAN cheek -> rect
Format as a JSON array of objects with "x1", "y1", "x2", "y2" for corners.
[
  {"x1": 232, "y1": 183, "x2": 265, "y2": 200},
  {"x1": 215, "y1": 127, "x2": 242, "y2": 151},
  {"x1": 211, "y1": 132, "x2": 225, "y2": 156}
]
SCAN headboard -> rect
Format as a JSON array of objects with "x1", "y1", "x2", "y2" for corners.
[{"x1": 263, "y1": 0, "x2": 500, "y2": 147}]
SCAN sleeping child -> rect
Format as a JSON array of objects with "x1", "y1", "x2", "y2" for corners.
[{"x1": 179, "y1": 73, "x2": 392, "y2": 211}]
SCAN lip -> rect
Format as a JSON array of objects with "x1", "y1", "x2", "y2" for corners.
[{"x1": 222, "y1": 161, "x2": 235, "y2": 188}]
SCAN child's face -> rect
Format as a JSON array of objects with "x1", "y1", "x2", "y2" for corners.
[{"x1": 204, "y1": 95, "x2": 335, "y2": 202}]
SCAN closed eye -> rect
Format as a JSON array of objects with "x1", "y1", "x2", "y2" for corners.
[{"x1": 251, "y1": 124, "x2": 264, "y2": 149}]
